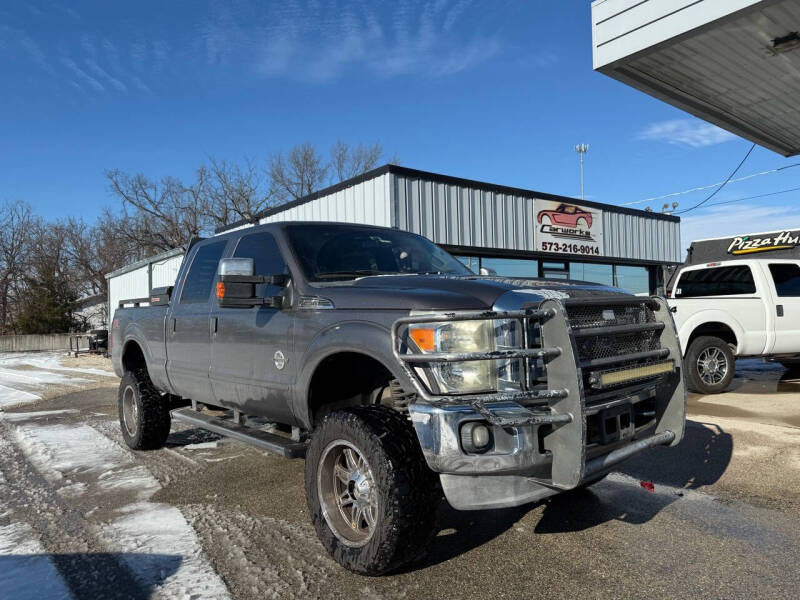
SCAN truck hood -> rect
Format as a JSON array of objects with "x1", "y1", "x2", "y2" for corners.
[{"x1": 311, "y1": 274, "x2": 633, "y2": 311}]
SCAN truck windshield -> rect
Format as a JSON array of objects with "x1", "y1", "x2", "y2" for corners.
[{"x1": 286, "y1": 224, "x2": 472, "y2": 282}]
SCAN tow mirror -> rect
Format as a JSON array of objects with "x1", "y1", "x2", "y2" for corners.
[{"x1": 217, "y1": 258, "x2": 288, "y2": 308}]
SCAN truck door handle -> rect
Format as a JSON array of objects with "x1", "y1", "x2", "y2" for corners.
[
  {"x1": 171, "y1": 318, "x2": 177, "y2": 333},
  {"x1": 670, "y1": 306, "x2": 677, "y2": 313},
  {"x1": 777, "y1": 305, "x2": 784, "y2": 317},
  {"x1": 210, "y1": 316, "x2": 218, "y2": 334}
]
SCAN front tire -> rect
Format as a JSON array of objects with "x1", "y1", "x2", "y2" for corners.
[
  {"x1": 685, "y1": 336, "x2": 735, "y2": 394},
  {"x1": 305, "y1": 406, "x2": 440, "y2": 575},
  {"x1": 118, "y1": 369, "x2": 171, "y2": 450}
]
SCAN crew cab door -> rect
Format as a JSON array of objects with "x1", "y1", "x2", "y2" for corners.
[
  {"x1": 166, "y1": 239, "x2": 228, "y2": 402},
  {"x1": 764, "y1": 261, "x2": 800, "y2": 354},
  {"x1": 209, "y1": 231, "x2": 295, "y2": 423}
]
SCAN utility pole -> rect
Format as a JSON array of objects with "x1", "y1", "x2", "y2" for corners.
[{"x1": 575, "y1": 144, "x2": 589, "y2": 200}]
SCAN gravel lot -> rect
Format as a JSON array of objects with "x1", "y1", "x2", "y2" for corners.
[{"x1": 1, "y1": 353, "x2": 799, "y2": 599}]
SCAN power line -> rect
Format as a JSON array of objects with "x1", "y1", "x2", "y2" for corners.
[
  {"x1": 686, "y1": 185, "x2": 800, "y2": 211},
  {"x1": 674, "y1": 144, "x2": 756, "y2": 215},
  {"x1": 622, "y1": 161, "x2": 800, "y2": 206}
]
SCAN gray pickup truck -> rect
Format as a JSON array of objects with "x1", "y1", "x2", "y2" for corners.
[{"x1": 111, "y1": 221, "x2": 686, "y2": 574}]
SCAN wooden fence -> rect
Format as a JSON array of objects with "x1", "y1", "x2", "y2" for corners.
[{"x1": 0, "y1": 334, "x2": 74, "y2": 353}]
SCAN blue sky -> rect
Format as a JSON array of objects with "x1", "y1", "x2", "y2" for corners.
[{"x1": 2, "y1": 0, "x2": 800, "y2": 251}]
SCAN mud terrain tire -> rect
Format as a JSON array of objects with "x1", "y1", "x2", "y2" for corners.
[
  {"x1": 305, "y1": 406, "x2": 440, "y2": 575},
  {"x1": 118, "y1": 369, "x2": 171, "y2": 450}
]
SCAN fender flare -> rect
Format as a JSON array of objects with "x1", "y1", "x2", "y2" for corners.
[
  {"x1": 120, "y1": 324, "x2": 154, "y2": 374},
  {"x1": 678, "y1": 310, "x2": 744, "y2": 356},
  {"x1": 293, "y1": 320, "x2": 414, "y2": 428}
]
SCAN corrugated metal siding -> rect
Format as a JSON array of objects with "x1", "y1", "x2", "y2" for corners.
[
  {"x1": 108, "y1": 267, "x2": 149, "y2": 318},
  {"x1": 259, "y1": 173, "x2": 391, "y2": 227},
  {"x1": 393, "y1": 173, "x2": 536, "y2": 252},
  {"x1": 108, "y1": 252, "x2": 185, "y2": 320},
  {"x1": 151, "y1": 254, "x2": 184, "y2": 288},
  {"x1": 602, "y1": 211, "x2": 680, "y2": 264},
  {"x1": 394, "y1": 172, "x2": 680, "y2": 263}
]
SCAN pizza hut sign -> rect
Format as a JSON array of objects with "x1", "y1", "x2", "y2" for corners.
[
  {"x1": 535, "y1": 199, "x2": 604, "y2": 257},
  {"x1": 727, "y1": 230, "x2": 800, "y2": 255}
]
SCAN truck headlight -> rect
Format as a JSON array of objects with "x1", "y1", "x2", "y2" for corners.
[{"x1": 409, "y1": 319, "x2": 515, "y2": 394}]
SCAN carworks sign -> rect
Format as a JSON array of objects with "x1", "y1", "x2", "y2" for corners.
[{"x1": 535, "y1": 199, "x2": 604, "y2": 257}]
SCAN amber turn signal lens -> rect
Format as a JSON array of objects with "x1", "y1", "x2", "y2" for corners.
[
  {"x1": 409, "y1": 327, "x2": 435, "y2": 352},
  {"x1": 216, "y1": 281, "x2": 225, "y2": 299}
]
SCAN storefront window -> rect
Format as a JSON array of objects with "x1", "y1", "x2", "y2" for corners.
[
  {"x1": 480, "y1": 257, "x2": 539, "y2": 278},
  {"x1": 615, "y1": 266, "x2": 650, "y2": 295},
  {"x1": 569, "y1": 262, "x2": 613, "y2": 287}
]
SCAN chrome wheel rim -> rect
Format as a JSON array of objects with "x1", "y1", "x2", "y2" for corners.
[
  {"x1": 317, "y1": 440, "x2": 378, "y2": 547},
  {"x1": 122, "y1": 385, "x2": 138, "y2": 437},
  {"x1": 697, "y1": 347, "x2": 728, "y2": 385}
]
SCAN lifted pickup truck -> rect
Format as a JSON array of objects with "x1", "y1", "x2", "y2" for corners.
[{"x1": 112, "y1": 221, "x2": 686, "y2": 574}]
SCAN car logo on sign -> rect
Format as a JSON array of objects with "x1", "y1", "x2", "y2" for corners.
[{"x1": 274, "y1": 350, "x2": 286, "y2": 370}]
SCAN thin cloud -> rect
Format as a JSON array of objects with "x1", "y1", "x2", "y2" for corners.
[
  {"x1": 680, "y1": 203, "x2": 800, "y2": 254},
  {"x1": 638, "y1": 119, "x2": 738, "y2": 148},
  {"x1": 60, "y1": 56, "x2": 105, "y2": 92},
  {"x1": 202, "y1": 1, "x2": 508, "y2": 83}
]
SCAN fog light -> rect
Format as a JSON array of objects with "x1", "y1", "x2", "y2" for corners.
[{"x1": 461, "y1": 422, "x2": 492, "y2": 453}]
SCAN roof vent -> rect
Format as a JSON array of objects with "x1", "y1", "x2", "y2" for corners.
[{"x1": 772, "y1": 32, "x2": 800, "y2": 54}]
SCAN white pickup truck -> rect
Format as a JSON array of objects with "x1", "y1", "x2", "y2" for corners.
[{"x1": 668, "y1": 257, "x2": 800, "y2": 393}]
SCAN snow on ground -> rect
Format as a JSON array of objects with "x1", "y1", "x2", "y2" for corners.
[
  {"x1": 0, "y1": 352, "x2": 115, "y2": 409},
  {"x1": 0, "y1": 352, "x2": 116, "y2": 377},
  {"x1": 104, "y1": 503, "x2": 231, "y2": 600},
  {"x1": 0, "y1": 383, "x2": 40, "y2": 409},
  {"x1": 8, "y1": 415, "x2": 230, "y2": 599},
  {"x1": 0, "y1": 409, "x2": 80, "y2": 422},
  {"x1": 0, "y1": 522, "x2": 72, "y2": 600}
]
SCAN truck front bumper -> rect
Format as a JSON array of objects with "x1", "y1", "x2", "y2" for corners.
[{"x1": 395, "y1": 296, "x2": 686, "y2": 510}]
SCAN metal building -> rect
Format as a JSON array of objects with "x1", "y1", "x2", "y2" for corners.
[
  {"x1": 592, "y1": 0, "x2": 800, "y2": 156},
  {"x1": 105, "y1": 247, "x2": 185, "y2": 325},
  {"x1": 105, "y1": 165, "x2": 681, "y2": 316},
  {"x1": 219, "y1": 165, "x2": 681, "y2": 294}
]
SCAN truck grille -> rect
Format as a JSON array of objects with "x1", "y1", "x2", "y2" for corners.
[{"x1": 564, "y1": 298, "x2": 668, "y2": 401}]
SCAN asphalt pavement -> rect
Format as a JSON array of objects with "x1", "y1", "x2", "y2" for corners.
[{"x1": 1, "y1": 356, "x2": 799, "y2": 599}]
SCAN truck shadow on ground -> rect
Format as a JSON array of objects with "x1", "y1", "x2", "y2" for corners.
[
  {"x1": 0, "y1": 552, "x2": 182, "y2": 600},
  {"x1": 407, "y1": 419, "x2": 733, "y2": 569}
]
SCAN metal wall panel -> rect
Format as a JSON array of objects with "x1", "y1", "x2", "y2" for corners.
[
  {"x1": 259, "y1": 173, "x2": 391, "y2": 227},
  {"x1": 108, "y1": 266, "x2": 149, "y2": 320},
  {"x1": 393, "y1": 173, "x2": 537, "y2": 252},
  {"x1": 395, "y1": 171, "x2": 680, "y2": 264},
  {"x1": 151, "y1": 254, "x2": 185, "y2": 288},
  {"x1": 601, "y1": 211, "x2": 681, "y2": 264}
]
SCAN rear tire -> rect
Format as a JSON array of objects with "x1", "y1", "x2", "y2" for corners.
[
  {"x1": 305, "y1": 406, "x2": 440, "y2": 575},
  {"x1": 118, "y1": 369, "x2": 171, "y2": 450},
  {"x1": 685, "y1": 336, "x2": 735, "y2": 394}
]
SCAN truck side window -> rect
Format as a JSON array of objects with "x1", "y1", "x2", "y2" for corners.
[
  {"x1": 233, "y1": 232, "x2": 288, "y2": 297},
  {"x1": 769, "y1": 264, "x2": 800, "y2": 297},
  {"x1": 675, "y1": 265, "x2": 755, "y2": 297},
  {"x1": 180, "y1": 241, "x2": 227, "y2": 304}
]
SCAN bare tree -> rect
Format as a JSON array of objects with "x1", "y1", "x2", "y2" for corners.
[
  {"x1": 0, "y1": 200, "x2": 37, "y2": 334},
  {"x1": 330, "y1": 140, "x2": 384, "y2": 182},
  {"x1": 203, "y1": 158, "x2": 273, "y2": 227},
  {"x1": 106, "y1": 169, "x2": 210, "y2": 252},
  {"x1": 268, "y1": 142, "x2": 329, "y2": 203}
]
